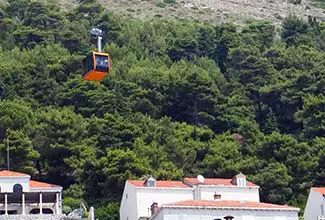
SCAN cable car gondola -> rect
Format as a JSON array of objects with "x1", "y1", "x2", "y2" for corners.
[
  {"x1": 83, "y1": 52, "x2": 110, "y2": 81},
  {"x1": 82, "y1": 28, "x2": 110, "y2": 81}
]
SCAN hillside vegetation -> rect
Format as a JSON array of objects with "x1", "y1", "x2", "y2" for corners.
[
  {"x1": 1, "y1": 0, "x2": 325, "y2": 219},
  {"x1": 57, "y1": 0, "x2": 325, "y2": 25}
]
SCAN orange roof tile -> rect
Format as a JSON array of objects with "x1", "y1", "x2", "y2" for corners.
[
  {"x1": 0, "y1": 170, "x2": 30, "y2": 177},
  {"x1": 128, "y1": 180, "x2": 190, "y2": 188},
  {"x1": 30, "y1": 180, "x2": 61, "y2": 188},
  {"x1": 183, "y1": 178, "x2": 258, "y2": 187},
  {"x1": 312, "y1": 187, "x2": 325, "y2": 195},
  {"x1": 163, "y1": 200, "x2": 299, "y2": 210}
]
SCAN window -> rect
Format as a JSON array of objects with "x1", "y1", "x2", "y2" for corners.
[
  {"x1": 224, "y1": 216, "x2": 234, "y2": 220},
  {"x1": 13, "y1": 184, "x2": 23, "y2": 194},
  {"x1": 83, "y1": 55, "x2": 94, "y2": 75},
  {"x1": 95, "y1": 55, "x2": 109, "y2": 72},
  {"x1": 126, "y1": 194, "x2": 128, "y2": 199}
]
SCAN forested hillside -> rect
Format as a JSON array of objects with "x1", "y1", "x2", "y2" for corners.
[{"x1": 1, "y1": 0, "x2": 325, "y2": 219}]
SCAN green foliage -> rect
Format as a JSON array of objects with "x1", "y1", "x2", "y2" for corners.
[
  {"x1": 282, "y1": 15, "x2": 312, "y2": 46},
  {"x1": 252, "y1": 162, "x2": 292, "y2": 204},
  {"x1": 296, "y1": 94, "x2": 325, "y2": 138},
  {"x1": 1, "y1": 0, "x2": 325, "y2": 217},
  {"x1": 0, "y1": 129, "x2": 40, "y2": 174},
  {"x1": 163, "y1": 0, "x2": 176, "y2": 4},
  {"x1": 95, "y1": 202, "x2": 119, "y2": 220}
]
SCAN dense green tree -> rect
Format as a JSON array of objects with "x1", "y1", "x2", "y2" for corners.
[
  {"x1": 282, "y1": 15, "x2": 312, "y2": 46},
  {"x1": 81, "y1": 149, "x2": 149, "y2": 203},
  {"x1": 201, "y1": 133, "x2": 241, "y2": 178},
  {"x1": 0, "y1": 129, "x2": 40, "y2": 174},
  {"x1": 1, "y1": 1, "x2": 325, "y2": 217},
  {"x1": 252, "y1": 162, "x2": 292, "y2": 204},
  {"x1": 241, "y1": 21, "x2": 275, "y2": 51},
  {"x1": 295, "y1": 94, "x2": 325, "y2": 138},
  {"x1": 95, "y1": 202, "x2": 119, "y2": 220},
  {"x1": 0, "y1": 100, "x2": 34, "y2": 138},
  {"x1": 32, "y1": 107, "x2": 94, "y2": 186}
]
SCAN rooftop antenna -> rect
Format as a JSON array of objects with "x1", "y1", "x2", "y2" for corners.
[
  {"x1": 6, "y1": 135, "x2": 9, "y2": 170},
  {"x1": 197, "y1": 175, "x2": 205, "y2": 183},
  {"x1": 90, "y1": 28, "x2": 103, "y2": 53}
]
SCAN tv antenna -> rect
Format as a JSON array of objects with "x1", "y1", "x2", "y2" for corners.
[{"x1": 6, "y1": 135, "x2": 9, "y2": 170}]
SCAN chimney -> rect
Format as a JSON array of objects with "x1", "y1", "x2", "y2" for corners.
[
  {"x1": 151, "y1": 202, "x2": 158, "y2": 216},
  {"x1": 231, "y1": 173, "x2": 246, "y2": 187},
  {"x1": 144, "y1": 176, "x2": 156, "y2": 187}
]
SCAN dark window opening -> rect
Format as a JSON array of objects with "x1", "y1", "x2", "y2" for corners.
[
  {"x1": 30, "y1": 208, "x2": 53, "y2": 214},
  {"x1": 95, "y1": 55, "x2": 109, "y2": 72},
  {"x1": 0, "y1": 210, "x2": 17, "y2": 215},
  {"x1": 30, "y1": 209, "x2": 40, "y2": 214},
  {"x1": 83, "y1": 55, "x2": 94, "y2": 75},
  {"x1": 43, "y1": 209, "x2": 54, "y2": 214},
  {"x1": 13, "y1": 184, "x2": 23, "y2": 194}
]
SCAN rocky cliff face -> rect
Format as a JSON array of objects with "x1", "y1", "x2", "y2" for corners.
[{"x1": 92, "y1": 0, "x2": 325, "y2": 25}]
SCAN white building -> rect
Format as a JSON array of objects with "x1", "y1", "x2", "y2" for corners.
[
  {"x1": 151, "y1": 200, "x2": 300, "y2": 220},
  {"x1": 120, "y1": 173, "x2": 299, "y2": 220},
  {"x1": 120, "y1": 177, "x2": 193, "y2": 220},
  {"x1": 0, "y1": 170, "x2": 63, "y2": 219},
  {"x1": 304, "y1": 187, "x2": 325, "y2": 220}
]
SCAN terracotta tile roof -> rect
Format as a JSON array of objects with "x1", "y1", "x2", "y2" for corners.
[
  {"x1": 30, "y1": 180, "x2": 61, "y2": 188},
  {"x1": 163, "y1": 200, "x2": 299, "y2": 211},
  {"x1": 0, "y1": 170, "x2": 30, "y2": 177},
  {"x1": 128, "y1": 180, "x2": 190, "y2": 188},
  {"x1": 183, "y1": 178, "x2": 258, "y2": 187},
  {"x1": 312, "y1": 187, "x2": 325, "y2": 195}
]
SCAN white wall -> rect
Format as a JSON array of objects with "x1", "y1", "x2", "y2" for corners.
[
  {"x1": 153, "y1": 208, "x2": 298, "y2": 220},
  {"x1": 136, "y1": 188, "x2": 193, "y2": 219},
  {"x1": 304, "y1": 189, "x2": 325, "y2": 220},
  {"x1": 120, "y1": 182, "x2": 138, "y2": 220},
  {"x1": 197, "y1": 186, "x2": 260, "y2": 202},
  {"x1": 0, "y1": 177, "x2": 30, "y2": 192}
]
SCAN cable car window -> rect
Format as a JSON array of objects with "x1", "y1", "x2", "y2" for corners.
[
  {"x1": 95, "y1": 55, "x2": 108, "y2": 72},
  {"x1": 83, "y1": 55, "x2": 93, "y2": 76},
  {"x1": 87, "y1": 56, "x2": 92, "y2": 72}
]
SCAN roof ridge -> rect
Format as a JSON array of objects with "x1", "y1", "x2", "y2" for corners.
[
  {"x1": 0, "y1": 170, "x2": 30, "y2": 177},
  {"x1": 29, "y1": 180, "x2": 61, "y2": 188}
]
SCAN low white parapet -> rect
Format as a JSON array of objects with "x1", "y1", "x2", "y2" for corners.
[{"x1": 0, "y1": 214, "x2": 65, "y2": 220}]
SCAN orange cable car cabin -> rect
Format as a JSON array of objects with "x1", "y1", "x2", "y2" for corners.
[{"x1": 83, "y1": 52, "x2": 110, "y2": 81}]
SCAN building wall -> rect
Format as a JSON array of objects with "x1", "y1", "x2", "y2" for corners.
[
  {"x1": 0, "y1": 214, "x2": 64, "y2": 220},
  {"x1": 197, "y1": 186, "x2": 260, "y2": 202},
  {"x1": 0, "y1": 202, "x2": 57, "y2": 214},
  {"x1": 120, "y1": 182, "x2": 138, "y2": 220},
  {"x1": 304, "y1": 189, "x2": 325, "y2": 220},
  {"x1": 153, "y1": 208, "x2": 298, "y2": 220},
  {"x1": 136, "y1": 188, "x2": 193, "y2": 219},
  {"x1": 0, "y1": 177, "x2": 30, "y2": 193}
]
